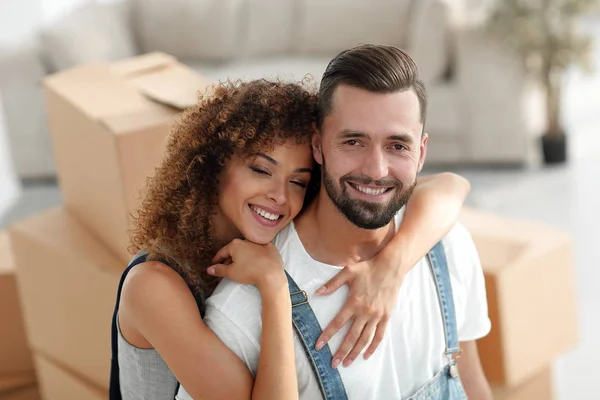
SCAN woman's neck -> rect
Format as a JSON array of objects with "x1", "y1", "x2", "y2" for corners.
[{"x1": 211, "y1": 211, "x2": 242, "y2": 251}]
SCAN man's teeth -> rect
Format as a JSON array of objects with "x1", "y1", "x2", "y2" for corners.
[
  {"x1": 354, "y1": 184, "x2": 387, "y2": 195},
  {"x1": 250, "y1": 205, "x2": 281, "y2": 221}
]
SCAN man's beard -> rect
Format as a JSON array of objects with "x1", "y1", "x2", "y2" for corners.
[{"x1": 321, "y1": 158, "x2": 417, "y2": 230}]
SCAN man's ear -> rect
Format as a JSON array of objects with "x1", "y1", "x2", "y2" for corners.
[
  {"x1": 417, "y1": 132, "x2": 428, "y2": 173},
  {"x1": 312, "y1": 124, "x2": 323, "y2": 166}
]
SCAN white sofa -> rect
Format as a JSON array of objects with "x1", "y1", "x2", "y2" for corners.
[{"x1": 0, "y1": 0, "x2": 545, "y2": 179}]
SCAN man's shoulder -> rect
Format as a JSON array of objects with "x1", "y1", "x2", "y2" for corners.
[
  {"x1": 273, "y1": 222, "x2": 296, "y2": 252},
  {"x1": 205, "y1": 278, "x2": 262, "y2": 319},
  {"x1": 440, "y1": 221, "x2": 475, "y2": 251}
]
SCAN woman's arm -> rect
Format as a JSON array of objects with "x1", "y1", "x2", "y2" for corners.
[
  {"x1": 376, "y1": 172, "x2": 471, "y2": 271},
  {"x1": 119, "y1": 241, "x2": 298, "y2": 400},
  {"x1": 314, "y1": 172, "x2": 471, "y2": 367},
  {"x1": 209, "y1": 239, "x2": 298, "y2": 400}
]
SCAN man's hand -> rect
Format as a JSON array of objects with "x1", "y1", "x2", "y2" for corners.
[{"x1": 314, "y1": 257, "x2": 405, "y2": 368}]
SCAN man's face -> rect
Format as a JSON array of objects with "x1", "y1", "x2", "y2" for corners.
[{"x1": 313, "y1": 84, "x2": 427, "y2": 229}]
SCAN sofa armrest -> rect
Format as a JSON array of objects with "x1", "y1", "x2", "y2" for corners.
[
  {"x1": 40, "y1": 1, "x2": 139, "y2": 72},
  {"x1": 0, "y1": 38, "x2": 57, "y2": 178},
  {"x1": 453, "y1": 26, "x2": 546, "y2": 164}
]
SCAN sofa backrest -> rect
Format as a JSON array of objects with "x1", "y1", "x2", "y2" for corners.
[
  {"x1": 132, "y1": 0, "x2": 416, "y2": 58},
  {"x1": 131, "y1": 0, "x2": 453, "y2": 82}
]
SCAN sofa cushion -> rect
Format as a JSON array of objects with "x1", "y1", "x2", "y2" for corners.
[
  {"x1": 132, "y1": 0, "x2": 245, "y2": 61},
  {"x1": 40, "y1": 1, "x2": 137, "y2": 72},
  {"x1": 405, "y1": 0, "x2": 451, "y2": 83},
  {"x1": 241, "y1": 0, "x2": 295, "y2": 58},
  {"x1": 186, "y1": 56, "x2": 331, "y2": 84},
  {"x1": 293, "y1": 0, "x2": 414, "y2": 55}
]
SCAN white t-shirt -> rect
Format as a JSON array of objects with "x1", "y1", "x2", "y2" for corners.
[{"x1": 204, "y1": 212, "x2": 491, "y2": 399}]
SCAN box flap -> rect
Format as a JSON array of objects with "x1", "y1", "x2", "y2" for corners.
[
  {"x1": 44, "y1": 65, "x2": 156, "y2": 121},
  {"x1": 8, "y1": 208, "x2": 122, "y2": 274},
  {"x1": 127, "y1": 63, "x2": 211, "y2": 110},
  {"x1": 0, "y1": 372, "x2": 36, "y2": 393},
  {"x1": 109, "y1": 52, "x2": 177, "y2": 78},
  {"x1": 101, "y1": 107, "x2": 176, "y2": 136}
]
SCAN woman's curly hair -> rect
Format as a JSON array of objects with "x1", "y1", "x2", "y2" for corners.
[{"x1": 129, "y1": 79, "x2": 318, "y2": 304}]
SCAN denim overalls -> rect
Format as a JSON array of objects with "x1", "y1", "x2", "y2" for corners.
[
  {"x1": 110, "y1": 241, "x2": 465, "y2": 400},
  {"x1": 288, "y1": 241, "x2": 467, "y2": 400}
]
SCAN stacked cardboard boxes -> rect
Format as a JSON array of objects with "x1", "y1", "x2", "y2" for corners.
[
  {"x1": 460, "y1": 207, "x2": 579, "y2": 399},
  {"x1": 0, "y1": 233, "x2": 38, "y2": 399},
  {"x1": 7, "y1": 52, "x2": 210, "y2": 396}
]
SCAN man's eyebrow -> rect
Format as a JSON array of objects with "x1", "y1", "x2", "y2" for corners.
[
  {"x1": 388, "y1": 133, "x2": 414, "y2": 145},
  {"x1": 340, "y1": 130, "x2": 369, "y2": 139},
  {"x1": 340, "y1": 130, "x2": 415, "y2": 145}
]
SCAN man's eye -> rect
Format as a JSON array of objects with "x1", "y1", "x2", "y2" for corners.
[
  {"x1": 392, "y1": 144, "x2": 406, "y2": 151},
  {"x1": 345, "y1": 140, "x2": 360, "y2": 146}
]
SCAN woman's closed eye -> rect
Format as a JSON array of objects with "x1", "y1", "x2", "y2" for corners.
[
  {"x1": 291, "y1": 180, "x2": 308, "y2": 189},
  {"x1": 250, "y1": 166, "x2": 271, "y2": 176}
]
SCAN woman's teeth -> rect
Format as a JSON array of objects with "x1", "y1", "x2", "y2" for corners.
[{"x1": 250, "y1": 205, "x2": 281, "y2": 221}]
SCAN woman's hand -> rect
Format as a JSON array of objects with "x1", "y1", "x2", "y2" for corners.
[
  {"x1": 314, "y1": 254, "x2": 405, "y2": 368},
  {"x1": 207, "y1": 238, "x2": 286, "y2": 290}
]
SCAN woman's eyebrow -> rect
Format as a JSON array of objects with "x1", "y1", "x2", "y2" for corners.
[{"x1": 256, "y1": 153, "x2": 278, "y2": 165}]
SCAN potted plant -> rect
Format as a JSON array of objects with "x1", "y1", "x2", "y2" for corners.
[{"x1": 486, "y1": 0, "x2": 598, "y2": 164}]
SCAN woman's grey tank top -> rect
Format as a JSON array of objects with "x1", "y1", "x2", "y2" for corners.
[{"x1": 116, "y1": 315, "x2": 193, "y2": 399}]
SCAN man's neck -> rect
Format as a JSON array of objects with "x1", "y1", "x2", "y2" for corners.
[{"x1": 295, "y1": 190, "x2": 396, "y2": 266}]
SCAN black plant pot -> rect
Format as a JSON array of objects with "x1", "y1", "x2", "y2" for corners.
[{"x1": 542, "y1": 134, "x2": 567, "y2": 164}]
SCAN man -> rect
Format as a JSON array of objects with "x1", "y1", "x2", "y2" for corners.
[{"x1": 204, "y1": 44, "x2": 492, "y2": 399}]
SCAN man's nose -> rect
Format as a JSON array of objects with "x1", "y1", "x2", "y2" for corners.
[{"x1": 361, "y1": 147, "x2": 389, "y2": 181}]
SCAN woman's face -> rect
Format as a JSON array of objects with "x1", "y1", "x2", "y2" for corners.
[{"x1": 217, "y1": 141, "x2": 314, "y2": 245}]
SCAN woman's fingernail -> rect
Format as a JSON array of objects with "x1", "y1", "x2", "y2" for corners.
[
  {"x1": 364, "y1": 352, "x2": 372, "y2": 360},
  {"x1": 343, "y1": 358, "x2": 353, "y2": 367},
  {"x1": 316, "y1": 341, "x2": 324, "y2": 350},
  {"x1": 207, "y1": 267, "x2": 215, "y2": 275},
  {"x1": 316, "y1": 286, "x2": 326, "y2": 294},
  {"x1": 332, "y1": 358, "x2": 341, "y2": 369}
]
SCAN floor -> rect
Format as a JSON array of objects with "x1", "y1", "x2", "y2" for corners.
[{"x1": 2, "y1": 21, "x2": 600, "y2": 400}]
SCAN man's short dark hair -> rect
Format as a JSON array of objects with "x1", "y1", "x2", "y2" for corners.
[{"x1": 317, "y1": 44, "x2": 427, "y2": 129}]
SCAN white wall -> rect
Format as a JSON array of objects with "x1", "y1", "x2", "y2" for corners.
[
  {"x1": 42, "y1": 0, "x2": 119, "y2": 23},
  {"x1": 0, "y1": 0, "x2": 43, "y2": 216}
]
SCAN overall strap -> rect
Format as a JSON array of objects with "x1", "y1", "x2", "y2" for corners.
[
  {"x1": 109, "y1": 253, "x2": 149, "y2": 400},
  {"x1": 109, "y1": 253, "x2": 183, "y2": 400},
  {"x1": 285, "y1": 271, "x2": 348, "y2": 400},
  {"x1": 427, "y1": 242, "x2": 461, "y2": 361}
]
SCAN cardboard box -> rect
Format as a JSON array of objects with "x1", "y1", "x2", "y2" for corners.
[
  {"x1": 0, "y1": 386, "x2": 40, "y2": 400},
  {"x1": 0, "y1": 232, "x2": 34, "y2": 375},
  {"x1": 0, "y1": 373, "x2": 36, "y2": 396},
  {"x1": 9, "y1": 208, "x2": 122, "y2": 390},
  {"x1": 492, "y1": 367, "x2": 553, "y2": 400},
  {"x1": 460, "y1": 208, "x2": 578, "y2": 387},
  {"x1": 35, "y1": 354, "x2": 106, "y2": 400},
  {"x1": 44, "y1": 52, "x2": 211, "y2": 264}
]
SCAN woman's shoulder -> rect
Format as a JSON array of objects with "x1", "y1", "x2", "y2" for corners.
[
  {"x1": 124, "y1": 260, "x2": 186, "y2": 291},
  {"x1": 121, "y1": 260, "x2": 197, "y2": 316}
]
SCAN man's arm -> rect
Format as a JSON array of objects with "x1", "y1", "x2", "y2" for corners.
[{"x1": 457, "y1": 341, "x2": 493, "y2": 400}]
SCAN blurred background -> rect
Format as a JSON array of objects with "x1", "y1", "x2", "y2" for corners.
[{"x1": 0, "y1": 0, "x2": 598, "y2": 399}]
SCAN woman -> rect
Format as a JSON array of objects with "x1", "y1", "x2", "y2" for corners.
[{"x1": 110, "y1": 79, "x2": 470, "y2": 399}]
